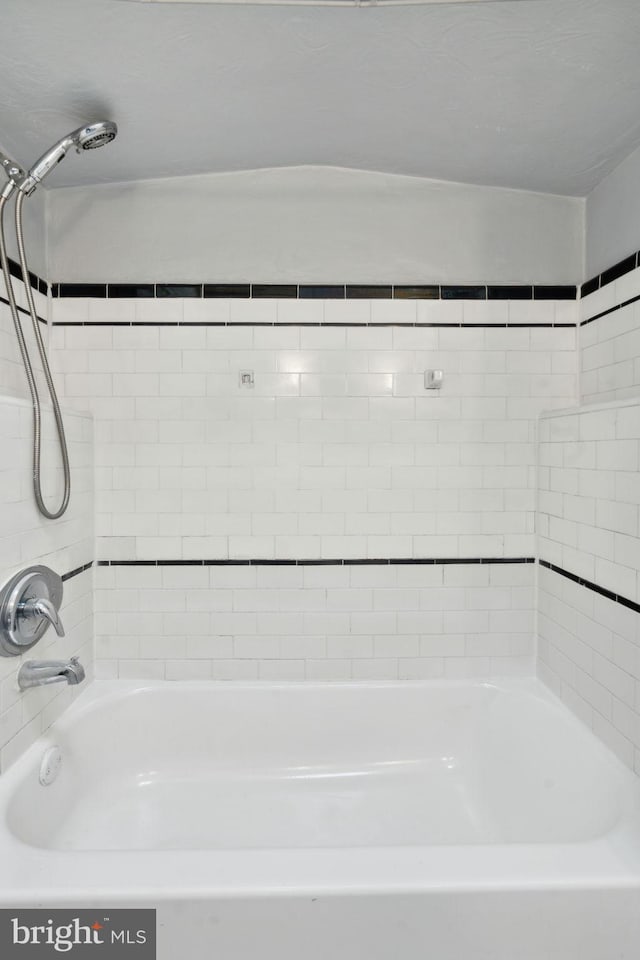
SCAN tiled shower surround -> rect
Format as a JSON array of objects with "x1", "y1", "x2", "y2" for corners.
[
  {"x1": 50, "y1": 293, "x2": 577, "y2": 680},
  {"x1": 580, "y1": 260, "x2": 640, "y2": 404},
  {"x1": 2, "y1": 251, "x2": 640, "y2": 770},
  {"x1": 538, "y1": 398, "x2": 640, "y2": 771},
  {"x1": 536, "y1": 251, "x2": 640, "y2": 771}
]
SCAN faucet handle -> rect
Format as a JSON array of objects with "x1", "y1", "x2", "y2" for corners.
[
  {"x1": 0, "y1": 565, "x2": 64, "y2": 657},
  {"x1": 19, "y1": 598, "x2": 65, "y2": 637}
]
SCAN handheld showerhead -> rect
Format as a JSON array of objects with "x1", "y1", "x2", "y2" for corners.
[
  {"x1": 0, "y1": 118, "x2": 116, "y2": 521},
  {"x1": 76, "y1": 121, "x2": 118, "y2": 151},
  {"x1": 20, "y1": 120, "x2": 117, "y2": 194}
]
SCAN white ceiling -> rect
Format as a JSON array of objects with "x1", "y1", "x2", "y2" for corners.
[{"x1": 0, "y1": 0, "x2": 639, "y2": 195}]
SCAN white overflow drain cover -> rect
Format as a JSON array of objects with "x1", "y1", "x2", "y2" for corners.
[{"x1": 39, "y1": 746, "x2": 62, "y2": 786}]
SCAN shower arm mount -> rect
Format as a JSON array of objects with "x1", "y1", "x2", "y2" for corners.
[{"x1": 0, "y1": 150, "x2": 27, "y2": 192}]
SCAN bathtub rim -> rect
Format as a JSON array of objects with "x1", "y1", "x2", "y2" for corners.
[{"x1": 1, "y1": 675, "x2": 640, "y2": 902}]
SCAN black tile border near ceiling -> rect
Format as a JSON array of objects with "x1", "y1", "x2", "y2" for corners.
[
  {"x1": 50, "y1": 282, "x2": 578, "y2": 302},
  {"x1": 0, "y1": 257, "x2": 48, "y2": 325},
  {"x1": 14, "y1": 246, "x2": 640, "y2": 307},
  {"x1": 6, "y1": 256, "x2": 48, "y2": 297},
  {"x1": 579, "y1": 247, "x2": 640, "y2": 327},
  {"x1": 539, "y1": 559, "x2": 640, "y2": 615},
  {"x1": 47, "y1": 280, "x2": 581, "y2": 329},
  {"x1": 48, "y1": 284, "x2": 580, "y2": 329},
  {"x1": 5, "y1": 234, "x2": 637, "y2": 319},
  {"x1": 581, "y1": 251, "x2": 640, "y2": 299},
  {"x1": 14, "y1": 244, "x2": 640, "y2": 332}
]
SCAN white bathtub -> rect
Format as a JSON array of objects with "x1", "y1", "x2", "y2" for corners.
[{"x1": 1, "y1": 677, "x2": 640, "y2": 959}]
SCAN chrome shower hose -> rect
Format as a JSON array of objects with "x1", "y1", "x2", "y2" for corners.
[{"x1": 0, "y1": 188, "x2": 71, "y2": 519}]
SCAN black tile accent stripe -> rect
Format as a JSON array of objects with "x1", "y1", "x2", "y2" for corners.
[
  {"x1": 581, "y1": 292, "x2": 640, "y2": 327},
  {"x1": 156, "y1": 284, "x2": 202, "y2": 298},
  {"x1": 61, "y1": 561, "x2": 93, "y2": 582},
  {"x1": 600, "y1": 254, "x2": 638, "y2": 289},
  {"x1": 67, "y1": 558, "x2": 637, "y2": 611},
  {"x1": 0, "y1": 293, "x2": 47, "y2": 327},
  {"x1": 580, "y1": 276, "x2": 599, "y2": 298},
  {"x1": 534, "y1": 285, "x2": 576, "y2": 301},
  {"x1": 393, "y1": 286, "x2": 439, "y2": 299},
  {"x1": 581, "y1": 250, "x2": 640, "y2": 299},
  {"x1": 48, "y1": 277, "x2": 578, "y2": 328},
  {"x1": 488, "y1": 285, "x2": 532, "y2": 300},
  {"x1": 7, "y1": 257, "x2": 48, "y2": 296},
  {"x1": 205, "y1": 284, "x2": 251, "y2": 298},
  {"x1": 97, "y1": 559, "x2": 157, "y2": 566},
  {"x1": 51, "y1": 281, "x2": 577, "y2": 302},
  {"x1": 300, "y1": 285, "x2": 345, "y2": 299},
  {"x1": 58, "y1": 283, "x2": 107, "y2": 298},
  {"x1": 252, "y1": 284, "x2": 297, "y2": 298},
  {"x1": 52, "y1": 318, "x2": 576, "y2": 330},
  {"x1": 7, "y1": 258, "x2": 23, "y2": 282},
  {"x1": 539, "y1": 560, "x2": 640, "y2": 614},
  {"x1": 97, "y1": 556, "x2": 535, "y2": 568},
  {"x1": 441, "y1": 285, "x2": 486, "y2": 300},
  {"x1": 347, "y1": 285, "x2": 393, "y2": 299},
  {"x1": 108, "y1": 283, "x2": 154, "y2": 298}
]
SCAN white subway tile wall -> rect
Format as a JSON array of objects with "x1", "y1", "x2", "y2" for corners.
[
  {"x1": 51, "y1": 297, "x2": 577, "y2": 563},
  {"x1": 580, "y1": 265, "x2": 640, "y2": 404},
  {"x1": 9, "y1": 255, "x2": 640, "y2": 777},
  {"x1": 538, "y1": 565, "x2": 640, "y2": 773},
  {"x1": 538, "y1": 399, "x2": 640, "y2": 601},
  {"x1": 538, "y1": 397, "x2": 640, "y2": 773},
  {"x1": 0, "y1": 396, "x2": 94, "y2": 771},
  {"x1": 94, "y1": 560, "x2": 534, "y2": 680},
  {"x1": 48, "y1": 294, "x2": 576, "y2": 678},
  {"x1": 0, "y1": 281, "x2": 49, "y2": 401}
]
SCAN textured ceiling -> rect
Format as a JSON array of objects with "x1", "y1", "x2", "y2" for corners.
[{"x1": 0, "y1": 0, "x2": 639, "y2": 195}]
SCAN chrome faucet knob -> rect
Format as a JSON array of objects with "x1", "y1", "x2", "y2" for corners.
[
  {"x1": 0, "y1": 566, "x2": 64, "y2": 656},
  {"x1": 18, "y1": 597, "x2": 65, "y2": 637}
]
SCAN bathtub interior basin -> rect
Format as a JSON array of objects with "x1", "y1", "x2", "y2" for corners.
[{"x1": 3, "y1": 678, "x2": 637, "y2": 853}]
